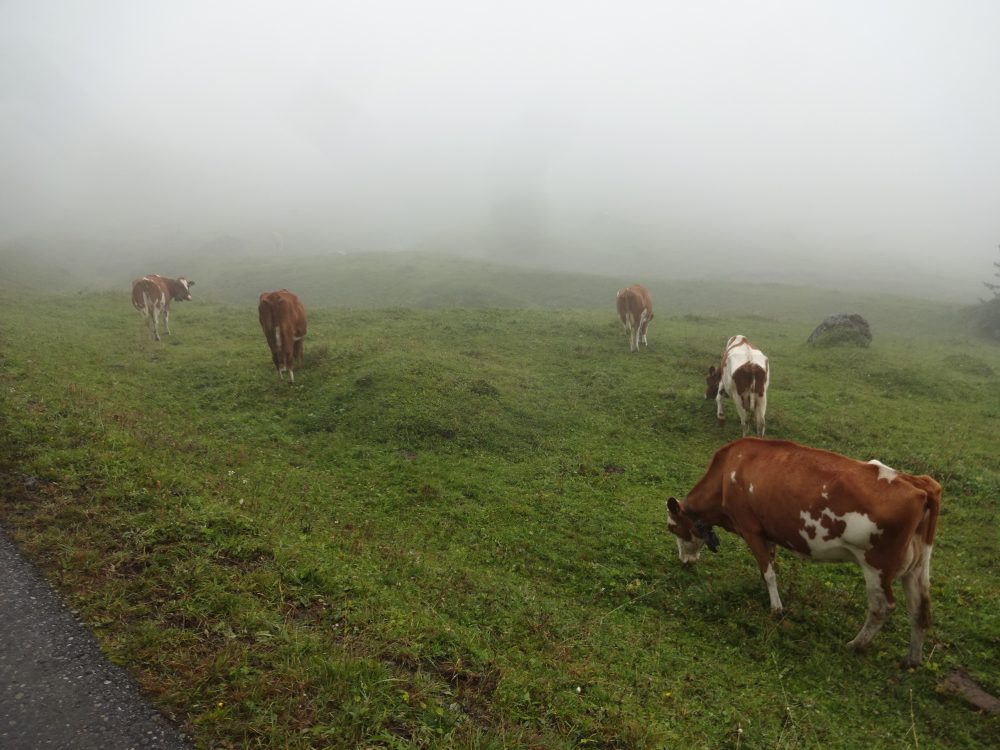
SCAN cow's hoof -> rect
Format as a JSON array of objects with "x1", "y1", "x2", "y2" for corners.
[
  {"x1": 716, "y1": 417, "x2": 725, "y2": 426},
  {"x1": 846, "y1": 639, "x2": 867, "y2": 653}
]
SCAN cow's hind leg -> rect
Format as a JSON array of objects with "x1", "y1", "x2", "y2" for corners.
[
  {"x1": 847, "y1": 562, "x2": 893, "y2": 653},
  {"x1": 900, "y1": 543, "x2": 933, "y2": 667},
  {"x1": 733, "y1": 395, "x2": 750, "y2": 436},
  {"x1": 638, "y1": 310, "x2": 650, "y2": 348},
  {"x1": 151, "y1": 305, "x2": 162, "y2": 341},
  {"x1": 746, "y1": 534, "x2": 783, "y2": 613},
  {"x1": 755, "y1": 394, "x2": 767, "y2": 437}
]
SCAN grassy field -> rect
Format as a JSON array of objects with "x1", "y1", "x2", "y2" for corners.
[{"x1": 1, "y1": 253, "x2": 998, "y2": 749}]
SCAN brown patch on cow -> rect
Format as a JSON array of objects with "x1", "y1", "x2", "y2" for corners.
[
  {"x1": 819, "y1": 512, "x2": 847, "y2": 540},
  {"x1": 730, "y1": 362, "x2": 768, "y2": 399},
  {"x1": 803, "y1": 525, "x2": 816, "y2": 540},
  {"x1": 730, "y1": 363, "x2": 754, "y2": 396},
  {"x1": 940, "y1": 670, "x2": 1000, "y2": 715}
]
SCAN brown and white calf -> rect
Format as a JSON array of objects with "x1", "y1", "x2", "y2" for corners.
[
  {"x1": 616, "y1": 284, "x2": 653, "y2": 352},
  {"x1": 258, "y1": 289, "x2": 307, "y2": 383},
  {"x1": 131, "y1": 275, "x2": 194, "y2": 340},
  {"x1": 706, "y1": 334, "x2": 769, "y2": 436},
  {"x1": 666, "y1": 438, "x2": 941, "y2": 667}
]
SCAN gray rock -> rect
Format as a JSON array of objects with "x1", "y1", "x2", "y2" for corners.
[{"x1": 807, "y1": 314, "x2": 872, "y2": 347}]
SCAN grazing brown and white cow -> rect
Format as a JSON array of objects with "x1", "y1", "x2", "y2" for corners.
[
  {"x1": 665, "y1": 438, "x2": 941, "y2": 667},
  {"x1": 131, "y1": 275, "x2": 194, "y2": 340},
  {"x1": 706, "y1": 334, "x2": 769, "y2": 436},
  {"x1": 616, "y1": 284, "x2": 653, "y2": 352},
  {"x1": 258, "y1": 289, "x2": 307, "y2": 383}
]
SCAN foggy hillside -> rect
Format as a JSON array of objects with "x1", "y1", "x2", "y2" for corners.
[{"x1": 2, "y1": 2, "x2": 998, "y2": 303}]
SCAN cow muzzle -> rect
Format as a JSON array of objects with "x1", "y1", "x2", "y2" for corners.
[{"x1": 675, "y1": 536, "x2": 704, "y2": 563}]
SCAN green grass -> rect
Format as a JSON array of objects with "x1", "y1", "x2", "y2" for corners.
[{"x1": 1, "y1": 255, "x2": 998, "y2": 749}]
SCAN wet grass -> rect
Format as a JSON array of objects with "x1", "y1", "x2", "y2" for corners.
[{"x1": 1, "y1": 260, "x2": 998, "y2": 749}]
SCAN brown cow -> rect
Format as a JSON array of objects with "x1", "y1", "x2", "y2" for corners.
[
  {"x1": 666, "y1": 438, "x2": 940, "y2": 667},
  {"x1": 131, "y1": 275, "x2": 194, "y2": 340},
  {"x1": 616, "y1": 284, "x2": 653, "y2": 352},
  {"x1": 258, "y1": 289, "x2": 307, "y2": 383}
]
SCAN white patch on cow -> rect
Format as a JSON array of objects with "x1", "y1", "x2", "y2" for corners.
[
  {"x1": 666, "y1": 514, "x2": 676, "y2": 528},
  {"x1": 821, "y1": 487, "x2": 829, "y2": 500},
  {"x1": 274, "y1": 326, "x2": 282, "y2": 349},
  {"x1": 179, "y1": 278, "x2": 189, "y2": 290},
  {"x1": 749, "y1": 483, "x2": 754, "y2": 494},
  {"x1": 798, "y1": 508, "x2": 882, "y2": 562},
  {"x1": 730, "y1": 471, "x2": 737, "y2": 484},
  {"x1": 868, "y1": 459, "x2": 898, "y2": 482}
]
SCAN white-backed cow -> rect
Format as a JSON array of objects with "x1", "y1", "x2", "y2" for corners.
[
  {"x1": 131, "y1": 275, "x2": 194, "y2": 340},
  {"x1": 616, "y1": 284, "x2": 653, "y2": 352},
  {"x1": 706, "y1": 334, "x2": 769, "y2": 436},
  {"x1": 258, "y1": 289, "x2": 307, "y2": 383},
  {"x1": 666, "y1": 438, "x2": 941, "y2": 667}
]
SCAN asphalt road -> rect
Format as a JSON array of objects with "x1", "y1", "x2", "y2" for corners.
[{"x1": 0, "y1": 525, "x2": 194, "y2": 750}]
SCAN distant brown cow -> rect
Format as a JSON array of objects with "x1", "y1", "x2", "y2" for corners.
[
  {"x1": 131, "y1": 275, "x2": 194, "y2": 340},
  {"x1": 258, "y1": 289, "x2": 307, "y2": 383},
  {"x1": 616, "y1": 284, "x2": 653, "y2": 352},
  {"x1": 666, "y1": 438, "x2": 941, "y2": 667}
]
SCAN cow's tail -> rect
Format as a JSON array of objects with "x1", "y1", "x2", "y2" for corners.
[
  {"x1": 916, "y1": 476, "x2": 942, "y2": 547},
  {"x1": 745, "y1": 363, "x2": 767, "y2": 411}
]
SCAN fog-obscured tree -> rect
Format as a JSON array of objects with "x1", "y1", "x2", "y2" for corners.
[{"x1": 973, "y1": 244, "x2": 1000, "y2": 341}]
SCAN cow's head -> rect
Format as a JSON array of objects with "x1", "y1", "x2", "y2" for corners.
[
  {"x1": 666, "y1": 497, "x2": 720, "y2": 563},
  {"x1": 175, "y1": 277, "x2": 194, "y2": 301},
  {"x1": 705, "y1": 365, "x2": 722, "y2": 399}
]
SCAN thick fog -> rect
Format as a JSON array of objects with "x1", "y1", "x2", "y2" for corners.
[{"x1": 2, "y1": 1, "x2": 999, "y2": 299}]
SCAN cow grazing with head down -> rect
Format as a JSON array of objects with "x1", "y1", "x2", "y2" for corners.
[
  {"x1": 131, "y1": 275, "x2": 194, "y2": 340},
  {"x1": 665, "y1": 438, "x2": 941, "y2": 667},
  {"x1": 258, "y1": 289, "x2": 307, "y2": 383},
  {"x1": 616, "y1": 284, "x2": 653, "y2": 352},
  {"x1": 706, "y1": 334, "x2": 769, "y2": 436}
]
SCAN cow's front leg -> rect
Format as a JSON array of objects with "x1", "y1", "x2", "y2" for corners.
[
  {"x1": 163, "y1": 307, "x2": 171, "y2": 336},
  {"x1": 715, "y1": 390, "x2": 726, "y2": 425},
  {"x1": 847, "y1": 562, "x2": 893, "y2": 652}
]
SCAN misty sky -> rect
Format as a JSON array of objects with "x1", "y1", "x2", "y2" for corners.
[{"x1": 2, "y1": 1, "x2": 999, "y2": 293}]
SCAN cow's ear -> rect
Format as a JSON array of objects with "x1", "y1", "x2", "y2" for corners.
[
  {"x1": 666, "y1": 497, "x2": 681, "y2": 515},
  {"x1": 708, "y1": 365, "x2": 716, "y2": 376},
  {"x1": 187, "y1": 280, "x2": 195, "y2": 286}
]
